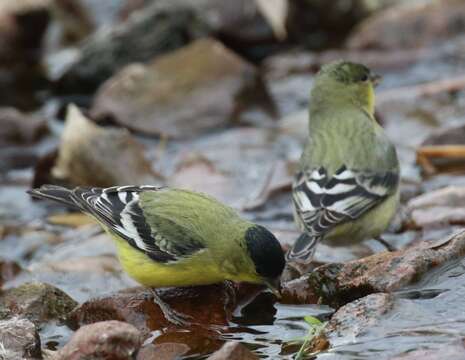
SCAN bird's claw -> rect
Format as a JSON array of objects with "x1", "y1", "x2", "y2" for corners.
[{"x1": 162, "y1": 308, "x2": 193, "y2": 327}]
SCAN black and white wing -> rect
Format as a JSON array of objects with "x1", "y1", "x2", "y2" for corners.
[
  {"x1": 29, "y1": 185, "x2": 205, "y2": 263},
  {"x1": 290, "y1": 165, "x2": 399, "y2": 261}
]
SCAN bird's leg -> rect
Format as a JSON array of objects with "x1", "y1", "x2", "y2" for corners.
[
  {"x1": 375, "y1": 236, "x2": 397, "y2": 252},
  {"x1": 224, "y1": 280, "x2": 237, "y2": 310},
  {"x1": 150, "y1": 288, "x2": 193, "y2": 327}
]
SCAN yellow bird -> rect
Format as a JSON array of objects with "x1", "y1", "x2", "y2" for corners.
[{"x1": 29, "y1": 185, "x2": 285, "y2": 325}]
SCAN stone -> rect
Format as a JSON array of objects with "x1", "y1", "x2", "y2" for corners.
[
  {"x1": 0, "y1": 317, "x2": 41, "y2": 360},
  {"x1": 0, "y1": 282, "x2": 77, "y2": 326},
  {"x1": 136, "y1": 343, "x2": 189, "y2": 360},
  {"x1": 207, "y1": 342, "x2": 258, "y2": 360},
  {"x1": 0, "y1": 107, "x2": 48, "y2": 146},
  {"x1": 407, "y1": 186, "x2": 465, "y2": 228},
  {"x1": 348, "y1": 0, "x2": 465, "y2": 49},
  {"x1": 56, "y1": 1, "x2": 210, "y2": 93},
  {"x1": 0, "y1": 260, "x2": 22, "y2": 287},
  {"x1": 55, "y1": 320, "x2": 142, "y2": 360},
  {"x1": 286, "y1": 0, "x2": 399, "y2": 50},
  {"x1": 66, "y1": 284, "x2": 262, "y2": 358},
  {"x1": 324, "y1": 293, "x2": 395, "y2": 339},
  {"x1": 0, "y1": 0, "x2": 50, "y2": 109},
  {"x1": 422, "y1": 123, "x2": 465, "y2": 147},
  {"x1": 91, "y1": 38, "x2": 271, "y2": 139},
  {"x1": 169, "y1": 155, "x2": 234, "y2": 201},
  {"x1": 280, "y1": 272, "x2": 319, "y2": 305},
  {"x1": 302, "y1": 230, "x2": 465, "y2": 308},
  {"x1": 67, "y1": 283, "x2": 260, "y2": 334},
  {"x1": 50, "y1": 105, "x2": 161, "y2": 187}
]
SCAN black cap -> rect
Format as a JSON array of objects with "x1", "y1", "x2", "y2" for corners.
[{"x1": 245, "y1": 225, "x2": 285, "y2": 280}]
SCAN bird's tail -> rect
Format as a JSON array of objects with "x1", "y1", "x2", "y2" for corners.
[
  {"x1": 27, "y1": 185, "x2": 78, "y2": 209},
  {"x1": 286, "y1": 233, "x2": 321, "y2": 263}
]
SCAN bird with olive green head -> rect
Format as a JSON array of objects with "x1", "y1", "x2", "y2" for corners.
[{"x1": 288, "y1": 61, "x2": 400, "y2": 267}]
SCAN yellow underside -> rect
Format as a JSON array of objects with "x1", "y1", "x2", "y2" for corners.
[
  {"x1": 325, "y1": 190, "x2": 399, "y2": 246},
  {"x1": 110, "y1": 233, "x2": 262, "y2": 288}
]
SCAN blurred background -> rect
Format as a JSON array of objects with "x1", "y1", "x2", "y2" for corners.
[{"x1": 2, "y1": 0, "x2": 465, "y2": 359}]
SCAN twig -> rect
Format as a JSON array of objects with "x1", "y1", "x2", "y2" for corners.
[{"x1": 416, "y1": 145, "x2": 465, "y2": 175}]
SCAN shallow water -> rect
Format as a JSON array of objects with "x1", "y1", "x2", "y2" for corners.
[{"x1": 317, "y1": 257, "x2": 465, "y2": 359}]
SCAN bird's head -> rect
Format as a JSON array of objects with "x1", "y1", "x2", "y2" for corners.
[
  {"x1": 244, "y1": 225, "x2": 285, "y2": 297},
  {"x1": 312, "y1": 60, "x2": 381, "y2": 115}
]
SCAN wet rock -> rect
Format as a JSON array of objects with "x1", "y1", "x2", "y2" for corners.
[
  {"x1": 49, "y1": 0, "x2": 95, "y2": 45},
  {"x1": 422, "y1": 123, "x2": 465, "y2": 147},
  {"x1": 312, "y1": 293, "x2": 396, "y2": 354},
  {"x1": 169, "y1": 155, "x2": 234, "y2": 201},
  {"x1": 242, "y1": 159, "x2": 294, "y2": 210},
  {"x1": 281, "y1": 273, "x2": 319, "y2": 305},
  {"x1": 407, "y1": 186, "x2": 465, "y2": 228},
  {"x1": 0, "y1": 0, "x2": 50, "y2": 109},
  {"x1": 0, "y1": 282, "x2": 77, "y2": 326},
  {"x1": 164, "y1": 126, "x2": 293, "y2": 208},
  {"x1": 286, "y1": 0, "x2": 399, "y2": 50},
  {"x1": 91, "y1": 38, "x2": 271, "y2": 139},
  {"x1": 207, "y1": 341, "x2": 258, "y2": 360},
  {"x1": 152, "y1": 328, "x2": 225, "y2": 356},
  {"x1": 67, "y1": 284, "x2": 263, "y2": 357},
  {"x1": 299, "y1": 230, "x2": 465, "y2": 308},
  {"x1": 0, "y1": 260, "x2": 22, "y2": 287},
  {"x1": 48, "y1": 105, "x2": 161, "y2": 188},
  {"x1": 348, "y1": 0, "x2": 465, "y2": 50},
  {"x1": 324, "y1": 293, "x2": 395, "y2": 340},
  {"x1": 54, "y1": 320, "x2": 142, "y2": 360},
  {"x1": 408, "y1": 186, "x2": 465, "y2": 209},
  {"x1": 0, "y1": 107, "x2": 48, "y2": 145},
  {"x1": 68, "y1": 283, "x2": 259, "y2": 333},
  {"x1": 56, "y1": 1, "x2": 210, "y2": 93},
  {"x1": 0, "y1": 316, "x2": 42, "y2": 360},
  {"x1": 0, "y1": 1, "x2": 50, "y2": 64},
  {"x1": 136, "y1": 343, "x2": 189, "y2": 360}
]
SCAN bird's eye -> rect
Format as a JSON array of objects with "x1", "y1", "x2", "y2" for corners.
[{"x1": 360, "y1": 74, "x2": 369, "y2": 82}]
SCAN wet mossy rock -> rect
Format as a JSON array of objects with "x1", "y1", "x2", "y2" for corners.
[
  {"x1": 91, "y1": 38, "x2": 273, "y2": 139},
  {"x1": 0, "y1": 282, "x2": 77, "y2": 326},
  {"x1": 296, "y1": 230, "x2": 465, "y2": 308}
]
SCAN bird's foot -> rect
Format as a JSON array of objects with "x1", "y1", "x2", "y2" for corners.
[
  {"x1": 151, "y1": 289, "x2": 193, "y2": 327},
  {"x1": 161, "y1": 308, "x2": 193, "y2": 327},
  {"x1": 375, "y1": 236, "x2": 397, "y2": 252}
]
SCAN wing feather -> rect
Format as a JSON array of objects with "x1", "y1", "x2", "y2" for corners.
[
  {"x1": 70, "y1": 186, "x2": 205, "y2": 263},
  {"x1": 290, "y1": 165, "x2": 399, "y2": 261}
]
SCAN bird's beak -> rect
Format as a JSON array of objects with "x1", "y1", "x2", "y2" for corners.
[
  {"x1": 370, "y1": 73, "x2": 382, "y2": 87},
  {"x1": 265, "y1": 277, "x2": 282, "y2": 299}
]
